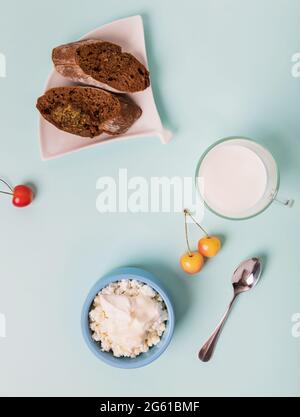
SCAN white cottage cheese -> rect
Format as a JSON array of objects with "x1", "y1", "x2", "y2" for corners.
[{"x1": 89, "y1": 279, "x2": 169, "y2": 358}]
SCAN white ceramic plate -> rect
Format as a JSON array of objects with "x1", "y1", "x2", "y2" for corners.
[{"x1": 39, "y1": 15, "x2": 172, "y2": 160}]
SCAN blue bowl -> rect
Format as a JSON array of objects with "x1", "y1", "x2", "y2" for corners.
[{"x1": 81, "y1": 267, "x2": 175, "y2": 368}]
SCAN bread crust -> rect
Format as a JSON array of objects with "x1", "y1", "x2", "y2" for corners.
[{"x1": 101, "y1": 94, "x2": 142, "y2": 135}]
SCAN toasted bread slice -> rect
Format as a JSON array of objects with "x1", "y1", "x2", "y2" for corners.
[
  {"x1": 37, "y1": 86, "x2": 142, "y2": 138},
  {"x1": 52, "y1": 40, "x2": 150, "y2": 93}
]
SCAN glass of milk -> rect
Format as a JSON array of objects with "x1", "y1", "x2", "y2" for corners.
[{"x1": 195, "y1": 137, "x2": 291, "y2": 220}]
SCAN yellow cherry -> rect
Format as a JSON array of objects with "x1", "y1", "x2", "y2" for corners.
[
  {"x1": 198, "y1": 236, "x2": 221, "y2": 258},
  {"x1": 180, "y1": 252, "x2": 204, "y2": 274}
]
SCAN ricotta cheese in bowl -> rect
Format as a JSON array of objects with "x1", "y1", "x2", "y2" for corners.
[
  {"x1": 81, "y1": 267, "x2": 175, "y2": 368},
  {"x1": 89, "y1": 280, "x2": 168, "y2": 358}
]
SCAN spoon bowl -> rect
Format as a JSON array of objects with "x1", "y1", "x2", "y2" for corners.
[{"x1": 232, "y1": 257, "x2": 262, "y2": 295}]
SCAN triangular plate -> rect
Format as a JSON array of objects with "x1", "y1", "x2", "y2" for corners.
[{"x1": 39, "y1": 15, "x2": 172, "y2": 160}]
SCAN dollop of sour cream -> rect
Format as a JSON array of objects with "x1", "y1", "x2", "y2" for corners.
[{"x1": 99, "y1": 293, "x2": 163, "y2": 350}]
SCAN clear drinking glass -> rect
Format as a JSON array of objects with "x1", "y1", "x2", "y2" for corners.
[{"x1": 195, "y1": 137, "x2": 293, "y2": 220}]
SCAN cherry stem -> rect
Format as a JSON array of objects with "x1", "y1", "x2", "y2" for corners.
[
  {"x1": 183, "y1": 209, "x2": 209, "y2": 236},
  {"x1": 184, "y1": 210, "x2": 192, "y2": 256},
  {"x1": 0, "y1": 178, "x2": 13, "y2": 192},
  {"x1": 0, "y1": 190, "x2": 13, "y2": 196}
]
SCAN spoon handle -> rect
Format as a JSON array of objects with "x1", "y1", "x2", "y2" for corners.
[{"x1": 199, "y1": 294, "x2": 238, "y2": 362}]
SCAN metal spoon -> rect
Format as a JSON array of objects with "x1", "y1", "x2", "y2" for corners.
[{"x1": 199, "y1": 257, "x2": 262, "y2": 362}]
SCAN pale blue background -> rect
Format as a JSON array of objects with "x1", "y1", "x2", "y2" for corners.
[{"x1": 0, "y1": 0, "x2": 299, "y2": 397}]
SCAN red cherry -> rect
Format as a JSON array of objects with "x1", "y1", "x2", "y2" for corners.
[{"x1": 12, "y1": 185, "x2": 33, "y2": 207}]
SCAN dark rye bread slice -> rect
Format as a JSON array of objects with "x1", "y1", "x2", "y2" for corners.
[
  {"x1": 36, "y1": 86, "x2": 142, "y2": 138},
  {"x1": 52, "y1": 39, "x2": 150, "y2": 93}
]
